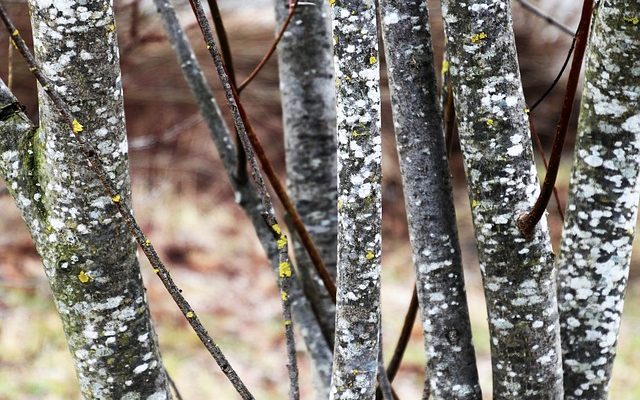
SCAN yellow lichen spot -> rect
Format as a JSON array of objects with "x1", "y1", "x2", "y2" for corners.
[
  {"x1": 277, "y1": 235, "x2": 287, "y2": 250},
  {"x1": 338, "y1": 199, "x2": 343, "y2": 210},
  {"x1": 279, "y1": 261, "x2": 292, "y2": 278},
  {"x1": 144, "y1": 239, "x2": 151, "y2": 247},
  {"x1": 524, "y1": 108, "x2": 530, "y2": 115},
  {"x1": 486, "y1": 118, "x2": 495, "y2": 127},
  {"x1": 186, "y1": 311, "x2": 194, "y2": 318},
  {"x1": 153, "y1": 268, "x2": 160, "y2": 274},
  {"x1": 111, "y1": 194, "x2": 121, "y2": 203},
  {"x1": 624, "y1": 15, "x2": 640, "y2": 25},
  {"x1": 284, "y1": 319, "x2": 292, "y2": 326},
  {"x1": 72, "y1": 119, "x2": 84, "y2": 134},
  {"x1": 369, "y1": 56, "x2": 377, "y2": 65},
  {"x1": 107, "y1": 357, "x2": 115, "y2": 365},
  {"x1": 470, "y1": 32, "x2": 487, "y2": 43},
  {"x1": 78, "y1": 270, "x2": 90, "y2": 283},
  {"x1": 281, "y1": 291, "x2": 288, "y2": 301},
  {"x1": 441, "y1": 59, "x2": 449, "y2": 75},
  {"x1": 11, "y1": 29, "x2": 19, "y2": 37},
  {"x1": 107, "y1": 23, "x2": 116, "y2": 32},
  {"x1": 365, "y1": 250, "x2": 375, "y2": 260},
  {"x1": 353, "y1": 369, "x2": 359, "y2": 375},
  {"x1": 471, "y1": 199, "x2": 480, "y2": 209},
  {"x1": 329, "y1": 0, "x2": 336, "y2": 6},
  {"x1": 272, "y1": 223, "x2": 281, "y2": 236}
]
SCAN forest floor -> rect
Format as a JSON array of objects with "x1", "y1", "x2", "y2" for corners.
[{"x1": 1, "y1": 1, "x2": 639, "y2": 399}]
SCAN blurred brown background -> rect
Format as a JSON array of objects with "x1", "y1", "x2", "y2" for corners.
[{"x1": 1, "y1": 1, "x2": 639, "y2": 399}]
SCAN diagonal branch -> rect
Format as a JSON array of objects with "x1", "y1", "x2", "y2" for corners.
[
  {"x1": 0, "y1": 5, "x2": 255, "y2": 399},
  {"x1": 518, "y1": 0, "x2": 594, "y2": 237}
]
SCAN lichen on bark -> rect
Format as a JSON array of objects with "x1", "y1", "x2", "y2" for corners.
[
  {"x1": 441, "y1": 1, "x2": 563, "y2": 398},
  {"x1": 329, "y1": 0, "x2": 382, "y2": 399},
  {"x1": 275, "y1": 0, "x2": 337, "y2": 395},
  {"x1": 379, "y1": 1, "x2": 481, "y2": 398},
  {"x1": 557, "y1": 2, "x2": 640, "y2": 398},
  {"x1": 1, "y1": 1, "x2": 172, "y2": 398}
]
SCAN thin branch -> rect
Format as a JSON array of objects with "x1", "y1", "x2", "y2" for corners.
[
  {"x1": 186, "y1": 0, "x2": 301, "y2": 397},
  {"x1": 514, "y1": 0, "x2": 574, "y2": 36},
  {"x1": 518, "y1": 0, "x2": 594, "y2": 237},
  {"x1": 529, "y1": 33, "x2": 577, "y2": 113},
  {"x1": 236, "y1": 0, "x2": 300, "y2": 93},
  {"x1": 528, "y1": 114, "x2": 565, "y2": 221},
  {"x1": 0, "y1": 6, "x2": 255, "y2": 399},
  {"x1": 386, "y1": 287, "x2": 419, "y2": 383}
]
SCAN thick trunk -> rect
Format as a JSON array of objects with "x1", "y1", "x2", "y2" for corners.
[
  {"x1": 275, "y1": 0, "x2": 337, "y2": 395},
  {"x1": 379, "y1": 1, "x2": 481, "y2": 398},
  {"x1": 557, "y1": 1, "x2": 640, "y2": 398},
  {"x1": 441, "y1": 1, "x2": 563, "y2": 398},
  {"x1": 329, "y1": 0, "x2": 382, "y2": 398},
  {"x1": 0, "y1": 1, "x2": 171, "y2": 397}
]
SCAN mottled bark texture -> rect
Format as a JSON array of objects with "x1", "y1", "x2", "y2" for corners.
[
  {"x1": 441, "y1": 1, "x2": 563, "y2": 398},
  {"x1": 379, "y1": 1, "x2": 481, "y2": 399},
  {"x1": 275, "y1": 0, "x2": 337, "y2": 385},
  {"x1": 557, "y1": 2, "x2": 640, "y2": 398},
  {"x1": 152, "y1": 0, "x2": 332, "y2": 384},
  {"x1": 0, "y1": 1, "x2": 171, "y2": 398},
  {"x1": 329, "y1": 1, "x2": 382, "y2": 399}
]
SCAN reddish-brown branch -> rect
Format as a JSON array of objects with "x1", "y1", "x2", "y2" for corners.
[
  {"x1": 236, "y1": 101, "x2": 337, "y2": 302},
  {"x1": 518, "y1": 0, "x2": 593, "y2": 237},
  {"x1": 387, "y1": 286, "x2": 419, "y2": 382},
  {"x1": 528, "y1": 115, "x2": 565, "y2": 221},
  {"x1": 236, "y1": 0, "x2": 300, "y2": 93}
]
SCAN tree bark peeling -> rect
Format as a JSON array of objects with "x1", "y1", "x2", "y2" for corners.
[
  {"x1": 557, "y1": 1, "x2": 640, "y2": 398},
  {"x1": 441, "y1": 1, "x2": 563, "y2": 398},
  {"x1": 330, "y1": 1, "x2": 382, "y2": 399},
  {"x1": 379, "y1": 1, "x2": 481, "y2": 398}
]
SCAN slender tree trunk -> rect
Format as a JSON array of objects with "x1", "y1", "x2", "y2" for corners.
[
  {"x1": 329, "y1": 1, "x2": 382, "y2": 398},
  {"x1": 440, "y1": 1, "x2": 563, "y2": 398},
  {"x1": 379, "y1": 1, "x2": 481, "y2": 398},
  {"x1": 152, "y1": 0, "x2": 333, "y2": 387},
  {"x1": 275, "y1": 0, "x2": 337, "y2": 395},
  {"x1": 0, "y1": 0, "x2": 171, "y2": 397},
  {"x1": 557, "y1": 1, "x2": 640, "y2": 398}
]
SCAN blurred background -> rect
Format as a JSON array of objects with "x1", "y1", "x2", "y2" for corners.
[{"x1": 1, "y1": 0, "x2": 639, "y2": 398}]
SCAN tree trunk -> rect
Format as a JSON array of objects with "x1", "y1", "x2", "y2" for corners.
[
  {"x1": 329, "y1": 0, "x2": 382, "y2": 398},
  {"x1": 557, "y1": 1, "x2": 640, "y2": 398},
  {"x1": 275, "y1": 0, "x2": 337, "y2": 395},
  {"x1": 379, "y1": 1, "x2": 481, "y2": 398},
  {"x1": 0, "y1": 0, "x2": 171, "y2": 397},
  {"x1": 440, "y1": 1, "x2": 563, "y2": 398}
]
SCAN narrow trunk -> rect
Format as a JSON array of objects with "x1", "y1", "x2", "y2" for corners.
[
  {"x1": 379, "y1": 1, "x2": 481, "y2": 398},
  {"x1": 440, "y1": 1, "x2": 563, "y2": 398},
  {"x1": 329, "y1": 0, "x2": 382, "y2": 398},
  {"x1": 275, "y1": 0, "x2": 338, "y2": 394},
  {"x1": 557, "y1": 1, "x2": 640, "y2": 398}
]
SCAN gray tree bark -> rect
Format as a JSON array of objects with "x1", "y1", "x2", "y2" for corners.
[
  {"x1": 329, "y1": 0, "x2": 382, "y2": 399},
  {"x1": 557, "y1": 1, "x2": 640, "y2": 398},
  {"x1": 152, "y1": 0, "x2": 333, "y2": 389},
  {"x1": 440, "y1": 1, "x2": 563, "y2": 398},
  {"x1": 275, "y1": 0, "x2": 337, "y2": 396},
  {"x1": 379, "y1": 1, "x2": 481, "y2": 398},
  {"x1": 0, "y1": 0, "x2": 171, "y2": 397}
]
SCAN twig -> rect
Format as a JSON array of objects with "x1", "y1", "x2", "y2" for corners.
[
  {"x1": 386, "y1": 287, "x2": 419, "y2": 383},
  {"x1": 7, "y1": 37, "x2": 13, "y2": 90},
  {"x1": 236, "y1": 0, "x2": 300, "y2": 93},
  {"x1": 167, "y1": 372, "x2": 184, "y2": 400},
  {"x1": 0, "y1": 5, "x2": 255, "y2": 399},
  {"x1": 528, "y1": 114, "x2": 565, "y2": 221},
  {"x1": 515, "y1": 0, "x2": 574, "y2": 36},
  {"x1": 518, "y1": 0, "x2": 593, "y2": 237},
  {"x1": 529, "y1": 34, "x2": 577, "y2": 113},
  {"x1": 186, "y1": 0, "x2": 301, "y2": 397}
]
